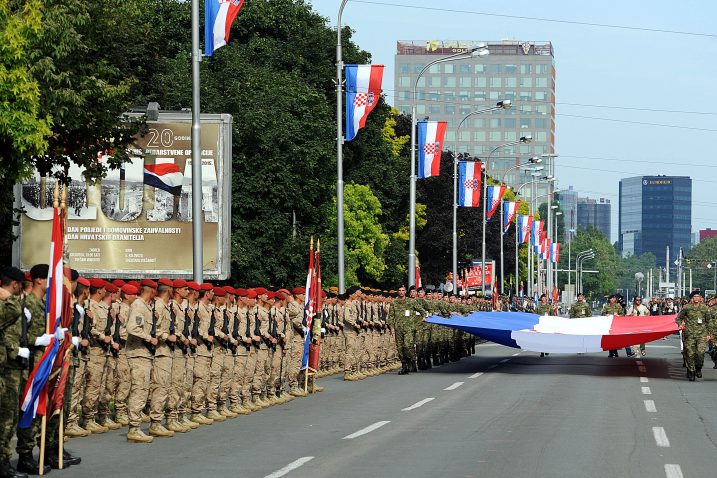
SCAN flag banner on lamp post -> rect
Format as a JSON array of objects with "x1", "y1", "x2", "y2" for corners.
[
  {"x1": 417, "y1": 121, "x2": 447, "y2": 179},
  {"x1": 205, "y1": 0, "x2": 246, "y2": 56},
  {"x1": 345, "y1": 64, "x2": 384, "y2": 141},
  {"x1": 458, "y1": 161, "x2": 482, "y2": 207},
  {"x1": 502, "y1": 201, "x2": 519, "y2": 233},
  {"x1": 485, "y1": 185, "x2": 506, "y2": 221},
  {"x1": 517, "y1": 215, "x2": 532, "y2": 244}
]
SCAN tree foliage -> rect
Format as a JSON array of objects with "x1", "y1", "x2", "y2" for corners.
[{"x1": 557, "y1": 225, "x2": 620, "y2": 298}]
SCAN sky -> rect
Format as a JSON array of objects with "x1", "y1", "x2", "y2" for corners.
[{"x1": 307, "y1": 0, "x2": 717, "y2": 244}]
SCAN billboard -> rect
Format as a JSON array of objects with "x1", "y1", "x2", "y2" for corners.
[
  {"x1": 13, "y1": 112, "x2": 233, "y2": 279},
  {"x1": 460, "y1": 262, "x2": 495, "y2": 290}
]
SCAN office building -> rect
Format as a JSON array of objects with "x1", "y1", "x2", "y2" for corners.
[
  {"x1": 557, "y1": 186, "x2": 578, "y2": 244},
  {"x1": 699, "y1": 229, "x2": 717, "y2": 242},
  {"x1": 619, "y1": 176, "x2": 692, "y2": 266},
  {"x1": 394, "y1": 40, "x2": 556, "y2": 201},
  {"x1": 577, "y1": 197, "x2": 611, "y2": 240}
]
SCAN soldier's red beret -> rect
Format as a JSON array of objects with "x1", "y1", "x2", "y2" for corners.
[
  {"x1": 224, "y1": 286, "x2": 236, "y2": 295},
  {"x1": 187, "y1": 281, "x2": 201, "y2": 291},
  {"x1": 112, "y1": 279, "x2": 125, "y2": 287},
  {"x1": 24, "y1": 271, "x2": 32, "y2": 282},
  {"x1": 265, "y1": 290, "x2": 275, "y2": 300},
  {"x1": 89, "y1": 278, "x2": 107, "y2": 289},
  {"x1": 128, "y1": 280, "x2": 140, "y2": 289},
  {"x1": 292, "y1": 287, "x2": 305, "y2": 295},
  {"x1": 172, "y1": 279, "x2": 187, "y2": 288},
  {"x1": 234, "y1": 288, "x2": 248, "y2": 297},
  {"x1": 246, "y1": 289, "x2": 257, "y2": 299},
  {"x1": 105, "y1": 283, "x2": 119, "y2": 293},
  {"x1": 200, "y1": 282, "x2": 213, "y2": 291},
  {"x1": 140, "y1": 279, "x2": 157, "y2": 289},
  {"x1": 77, "y1": 277, "x2": 90, "y2": 287},
  {"x1": 213, "y1": 287, "x2": 226, "y2": 297},
  {"x1": 158, "y1": 278, "x2": 174, "y2": 287},
  {"x1": 254, "y1": 287, "x2": 268, "y2": 296},
  {"x1": 122, "y1": 284, "x2": 138, "y2": 295}
]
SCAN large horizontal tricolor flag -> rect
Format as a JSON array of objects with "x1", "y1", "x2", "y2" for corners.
[
  {"x1": 205, "y1": 0, "x2": 246, "y2": 56},
  {"x1": 502, "y1": 201, "x2": 519, "y2": 233},
  {"x1": 551, "y1": 242, "x2": 561, "y2": 263},
  {"x1": 144, "y1": 161, "x2": 183, "y2": 196},
  {"x1": 517, "y1": 215, "x2": 532, "y2": 243},
  {"x1": 426, "y1": 311, "x2": 680, "y2": 354},
  {"x1": 345, "y1": 64, "x2": 384, "y2": 141},
  {"x1": 485, "y1": 185, "x2": 506, "y2": 221},
  {"x1": 417, "y1": 121, "x2": 447, "y2": 179},
  {"x1": 458, "y1": 161, "x2": 482, "y2": 207}
]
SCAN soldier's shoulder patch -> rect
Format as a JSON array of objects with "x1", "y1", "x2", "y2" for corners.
[{"x1": 135, "y1": 315, "x2": 143, "y2": 325}]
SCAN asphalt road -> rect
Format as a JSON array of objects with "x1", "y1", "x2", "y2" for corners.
[{"x1": 41, "y1": 336, "x2": 716, "y2": 478}]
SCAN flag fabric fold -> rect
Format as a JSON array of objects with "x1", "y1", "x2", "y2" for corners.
[
  {"x1": 417, "y1": 121, "x2": 447, "y2": 179},
  {"x1": 458, "y1": 161, "x2": 482, "y2": 207},
  {"x1": 485, "y1": 185, "x2": 506, "y2": 220},
  {"x1": 301, "y1": 243, "x2": 315, "y2": 371},
  {"x1": 517, "y1": 215, "x2": 532, "y2": 244},
  {"x1": 502, "y1": 201, "x2": 519, "y2": 233},
  {"x1": 144, "y1": 163, "x2": 183, "y2": 196},
  {"x1": 551, "y1": 242, "x2": 561, "y2": 263},
  {"x1": 205, "y1": 0, "x2": 246, "y2": 56},
  {"x1": 345, "y1": 64, "x2": 384, "y2": 141}
]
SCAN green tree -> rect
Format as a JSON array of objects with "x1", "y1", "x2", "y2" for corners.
[
  {"x1": 326, "y1": 183, "x2": 388, "y2": 287},
  {"x1": 558, "y1": 225, "x2": 620, "y2": 299},
  {"x1": 616, "y1": 252, "x2": 656, "y2": 296},
  {"x1": 686, "y1": 238, "x2": 717, "y2": 292}
]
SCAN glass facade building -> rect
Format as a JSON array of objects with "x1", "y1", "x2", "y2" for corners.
[
  {"x1": 577, "y1": 197, "x2": 611, "y2": 240},
  {"x1": 619, "y1": 176, "x2": 692, "y2": 266},
  {"x1": 394, "y1": 40, "x2": 556, "y2": 202}
]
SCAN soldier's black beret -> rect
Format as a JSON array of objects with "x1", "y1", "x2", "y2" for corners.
[
  {"x1": 70, "y1": 269, "x2": 80, "y2": 281},
  {"x1": 338, "y1": 293, "x2": 348, "y2": 300},
  {"x1": 408, "y1": 285, "x2": 416, "y2": 292},
  {"x1": 1, "y1": 266, "x2": 25, "y2": 283},
  {"x1": 30, "y1": 264, "x2": 49, "y2": 280},
  {"x1": 689, "y1": 289, "x2": 702, "y2": 299},
  {"x1": 346, "y1": 286, "x2": 361, "y2": 296}
]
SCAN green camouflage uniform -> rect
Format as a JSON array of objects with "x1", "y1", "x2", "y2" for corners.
[
  {"x1": 569, "y1": 301, "x2": 592, "y2": 318},
  {"x1": 0, "y1": 294, "x2": 23, "y2": 461},
  {"x1": 387, "y1": 298, "x2": 418, "y2": 367},
  {"x1": 676, "y1": 303, "x2": 711, "y2": 373},
  {"x1": 535, "y1": 303, "x2": 552, "y2": 315}
]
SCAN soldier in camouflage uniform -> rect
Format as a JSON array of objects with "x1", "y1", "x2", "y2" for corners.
[
  {"x1": 568, "y1": 292, "x2": 592, "y2": 319},
  {"x1": 535, "y1": 294, "x2": 553, "y2": 357},
  {"x1": 676, "y1": 290, "x2": 712, "y2": 381},
  {"x1": 387, "y1": 286, "x2": 417, "y2": 374},
  {"x1": 602, "y1": 294, "x2": 625, "y2": 358}
]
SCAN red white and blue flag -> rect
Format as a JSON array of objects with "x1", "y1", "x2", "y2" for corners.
[
  {"x1": 417, "y1": 121, "x2": 447, "y2": 179},
  {"x1": 301, "y1": 242, "x2": 315, "y2": 370},
  {"x1": 205, "y1": 0, "x2": 245, "y2": 56},
  {"x1": 19, "y1": 207, "x2": 64, "y2": 428},
  {"x1": 457, "y1": 161, "x2": 482, "y2": 207},
  {"x1": 532, "y1": 220, "x2": 543, "y2": 253},
  {"x1": 551, "y1": 242, "x2": 561, "y2": 263},
  {"x1": 485, "y1": 185, "x2": 506, "y2": 221},
  {"x1": 144, "y1": 161, "x2": 183, "y2": 196},
  {"x1": 502, "y1": 201, "x2": 519, "y2": 233},
  {"x1": 517, "y1": 215, "x2": 532, "y2": 244},
  {"x1": 345, "y1": 64, "x2": 384, "y2": 141}
]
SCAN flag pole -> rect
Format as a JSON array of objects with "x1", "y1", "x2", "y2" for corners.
[
  {"x1": 336, "y1": 0, "x2": 348, "y2": 295},
  {"x1": 58, "y1": 184, "x2": 68, "y2": 470},
  {"x1": 191, "y1": 0, "x2": 204, "y2": 283}
]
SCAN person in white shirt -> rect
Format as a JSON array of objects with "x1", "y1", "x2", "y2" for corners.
[{"x1": 627, "y1": 296, "x2": 650, "y2": 356}]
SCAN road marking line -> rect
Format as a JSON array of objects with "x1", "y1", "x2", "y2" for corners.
[
  {"x1": 264, "y1": 457, "x2": 314, "y2": 478},
  {"x1": 512, "y1": 352, "x2": 521, "y2": 356},
  {"x1": 652, "y1": 427, "x2": 670, "y2": 447},
  {"x1": 499, "y1": 359, "x2": 510, "y2": 364},
  {"x1": 641, "y1": 386, "x2": 652, "y2": 395},
  {"x1": 636, "y1": 360, "x2": 644, "y2": 365},
  {"x1": 646, "y1": 345, "x2": 677, "y2": 348},
  {"x1": 644, "y1": 400, "x2": 657, "y2": 413},
  {"x1": 640, "y1": 377, "x2": 649, "y2": 383},
  {"x1": 638, "y1": 366, "x2": 647, "y2": 373},
  {"x1": 664, "y1": 464, "x2": 684, "y2": 478},
  {"x1": 402, "y1": 398, "x2": 435, "y2": 411},
  {"x1": 444, "y1": 381, "x2": 464, "y2": 391},
  {"x1": 469, "y1": 372, "x2": 484, "y2": 379},
  {"x1": 343, "y1": 421, "x2": 391, "y2": 440}
]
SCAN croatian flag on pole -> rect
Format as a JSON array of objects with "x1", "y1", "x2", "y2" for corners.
[
  {"x1": 144, "y1": 161, "x2": 183, "y2": 196},
  {"x1": 502, "y1": 201, "x2": 519, "y2": 233},
  {"x1": 301, "y1": 246, "x2": 315, "y2": 370},
  {"x1": 517, "y1": 215, "x2": 532, "y2": 243},
  {"x1": 205, "y1": 0, "x2": 245, "y2": 56},
  {"x1": 532, "y1": 220, "x2": 543, "y2": 253},
  {"x1": 458, "y1": 161, "x2": 482, "y2": 207},
  {"x1": 20, "y1": 207, "x2": 63, "y2": 428},
  {"x1": 345, "y1": 64, "x2": 384, "y2": 141},
  {"x1": 417, "y1": 121, "x2": 447, "y2": 179},
  {"x1": 485, "y1": 185, "x2": 506, "y2": 221},
  {"x1": 551, "y1": 242, "x2": 561, "y2": 263}
]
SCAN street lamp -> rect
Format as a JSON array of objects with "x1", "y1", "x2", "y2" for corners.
[
  {"x1": 577, "y1": 250, "x2": 595, "y2": 294},
  {"x1": 452, "y1": 100, "x2": 512, "y2": 294},
  {"x1": 481, "y1": 135, "x2": 532, "y2": 294},
  {"x1": 554, "y1": 210, "x2": 562, "y2": 290},
  {"x1": 409, "y1": 44, "x2": 490, "y2": 288},
  {"x1": 336, "y1": 0, "x2": 350, "y2": 294}
]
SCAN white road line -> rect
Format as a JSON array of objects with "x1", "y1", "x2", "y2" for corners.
[
  {"x1": 653, "y1": 427, "x2": 670, "y2": 447},
  {"x1": 444, "y1": 381, "x2": 465, "y2": 391},
  {"x1": 638, "y1": 366, "x2": 647, "y2": 373},
  {"x1": 264, "y1": 457, "x2": 314, "y2": 478},
  {"x1": 343, "y1": 421, "x2": 391, "y2": 440},
  {"x1": 644, "y1": 400, "x2": 657, "y2": 413},
  {"x1": 664, "y1": 464, "x2": 684, "y2": 478},
  {"x1": 647, "y1": 344, "x2": 678, "y2": 348},
  {"x1": 469, "y1": 372, "x2": 484, "y2": 379},
  {"x1": 499, "y1": 359, "x2": 510, "y2": 364},
  {"x1": 641, "y1": 386, "x2": 652, "y2": 395},
  {"x1": 402, "y1": 398, "x2": 435, "y2": 411},
  {"x1": 636, "y1": 360, "x2": 644, "y2": 366},
  {"x1": 640, "y1": 377, "x2": 649, "y2": 383},
  {"x1": 512, "y1": 352, "x2": 521, "y2": 356}
]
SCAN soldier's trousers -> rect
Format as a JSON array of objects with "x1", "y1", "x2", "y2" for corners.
[
  {"x1": 288, "y1": 338, "x2": 305, "y2": 389},
  {"x1": 343, "y1": 333, "x2": 359, "y2": 374},
  {"x1": 207, "y1": 347, "x2": 225, "y2": 411},
  {"x1": 268, "y1": 347, "x2": 284, "y2": 392},
  {"x1": 395, "y1": 328, "x2": 416, "y2": 364},
  {"x1": 242, "y1": 349, "x2": 258, "y2": 401},
  {"x1": 167, "y1": 352, "x2": 187, "y2": 420},
  {"x1": 190, "y1": 355, "x2": 211, "y2": 414},
  {"x1": 183, "y1": 354, "x2": 195, "y2": 414},
  {"x1": 67, "y1": 357, "x2": 88, "y2": 426},
  {"x1": 252, "y1": 347, "x2": 270, "y2": 396},
  {"x1": 220, "y1": 349, "x2": 235, "y2": 407},
  {"x1": 99, "y1": 354, "x2": 117, "y2": 418},
  {"x1": 82, "y1": 347, "x2": 108, "y2": 421},
  {"x1": 149, "y1": 355, "x2": 172, "y2": 422},
  {"x1": 683, "y1": 334, "x2": 707, "y2": 372},
  {"x1": 230, "y1": 353, "x2": 249, "y2": 404},
  {"x1": 127, "y1": 356, "x2": 152, "y2": 428},
  {"x1": 0, "y1": 367, "x2": 21, "y2": 460},
  {"x1": 114, "y1": 350, "x2": 131, "y2": 417}
]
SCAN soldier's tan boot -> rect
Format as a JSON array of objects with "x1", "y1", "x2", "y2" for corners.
[
  {"x1": 127, "y1": 426, "x2": 154, "y2": 443},
  {"x1": 191, "y1": 414, "x2": 214, "y2": 425},
  {"x1": 220, "y1": 406, "x2": 238, "y2": 418},
  {"x1": 183, "y1": 416, "x2": 200, "y2": 429},
  {"x1": 253, "y1": 395, "x2": 268, "y2": 408},
  {"x1": 140, "y1": 411, "x2": 150, "y2": 423},
  {"x1": 243, "y1": 399, "x2": 260, "y2": 411},
  {"x1": 115, "y1": 413, "x2": 130, "y2": 426},
  {"x1": 84, "y1": 420, "x2": 109, "y2": 434},
  {"x1": 230, "y1": 403, "x2": 251, "y2": 415},
  {"x1": 311, "y1": 384, "x2": 325, "y2": 393},
  {"x1": 65, "y1": 423, "x2": 90, "y2": 438},
  {"x1": 148, "y1": 422, "x2": 175, "y2": 437},
  {"x1": 166, "y1": 420, "x2": 189, "y2": 433},
  {"x1": 100, "y1": 417, "x2": 122, "y2": 430},
  {"x1": 207, "y1": 410, "x2": 226, "y2": 422}
]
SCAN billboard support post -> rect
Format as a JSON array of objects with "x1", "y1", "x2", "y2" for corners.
[{"x1": 191, "y1": 0, "x2": 203, "y2": 284}]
